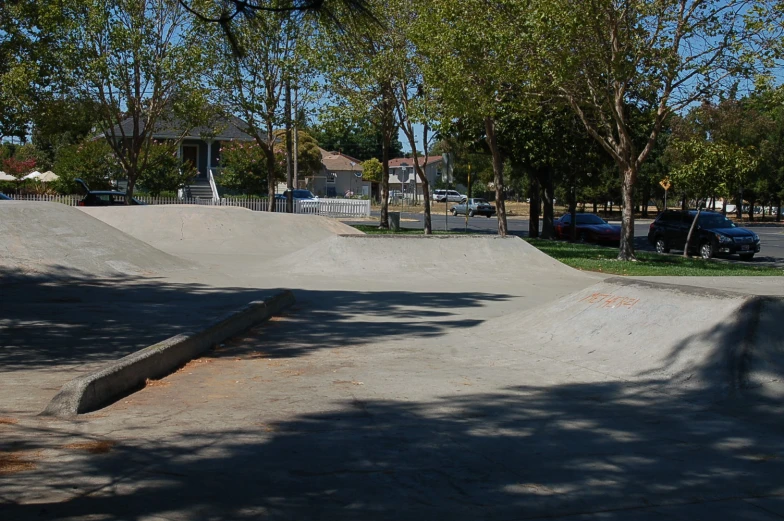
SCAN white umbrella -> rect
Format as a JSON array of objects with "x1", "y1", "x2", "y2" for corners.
[
  {"x1": 22, "y1": 171, "x2": 42, "y2": 180},
  {"x1": 0, "y1": 171, "x2": 16, "y2": 181},
  {"x1": 38, "y1": 171, "x2": 59, "y2": 182}
]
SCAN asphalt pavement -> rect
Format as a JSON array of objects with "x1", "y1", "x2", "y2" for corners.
[{"x1": 359, "y1": 210, "x2": 784, "y2": 266}]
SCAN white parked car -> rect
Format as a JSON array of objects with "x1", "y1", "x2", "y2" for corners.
[{"x1": 432, "y1": 189, "x2": 465, "y2": 202}]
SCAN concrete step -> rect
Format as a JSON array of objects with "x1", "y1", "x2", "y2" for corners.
[{"x1": 186, "y1": 179, "x2": 215, "y2": 199}]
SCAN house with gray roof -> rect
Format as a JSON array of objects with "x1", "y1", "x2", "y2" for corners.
[
  {"x1": 109, "y1": 114, "x2": 256, "y2": 199},
  {"x1": 112, "y1": 114, "x2": 254, "y2": 175}
]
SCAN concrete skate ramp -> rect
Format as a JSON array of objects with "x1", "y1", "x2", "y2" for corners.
[
  {"x1": 0, "y1": 202, "x2": 193, "y2": 279},
  {"x1": 485, "y1": 277, "x2": 784, "y2": 405},
  {"x1": 81, "y1": 205, "x2": 362, "y2": 263},
  {"x1": 271, "y1": 234, "x2": 581, "y2": 280}
]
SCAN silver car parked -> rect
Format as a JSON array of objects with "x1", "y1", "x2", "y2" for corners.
[{"x1": 450, "y1": 198, "x2": 496, "y2": 218}]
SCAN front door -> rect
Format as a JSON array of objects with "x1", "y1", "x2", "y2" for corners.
[{"x1": 181, "y1": 144, "x2": 200, "y2": 177}]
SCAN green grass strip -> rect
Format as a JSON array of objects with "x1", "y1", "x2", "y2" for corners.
[{"x1": 525, "y1": 238, "x2": 783, "y2": 276}]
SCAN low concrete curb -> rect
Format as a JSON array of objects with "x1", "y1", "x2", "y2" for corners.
[{"x1": 41, "y1": 290, "x2": 296, "y2": 418}]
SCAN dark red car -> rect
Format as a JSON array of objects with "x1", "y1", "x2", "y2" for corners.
[{"x1": 554, "y1": 213, "x2": 621, "y2": 244}]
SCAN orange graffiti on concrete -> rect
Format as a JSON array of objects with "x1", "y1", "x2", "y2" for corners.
[{"x1": 578, "y1": 292, "x2": 640, "y2": 309}]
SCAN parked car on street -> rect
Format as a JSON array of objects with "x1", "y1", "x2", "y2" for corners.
[
  {"x1": 0, "y1": 193, "x2": 11, "y2": 200},
  {"x1": 554, "y1": 213, "x2": 621, "y2": 244},
  {"x1": 450, "y1": 198, "x2": 496, "y2": 217},
  {"x1": 75, "y1": 178, "x2": 144, "y2": 206},
  {"x1": 432, "y1": 189, "x2": 466, "y2": 202},
  {"x1": 647, "y1": 210, "x2": 760, "y2": 260},
  {"x1": 276, "y1": 189, "x2": 319, "y2": 201},
  {"x1": 276, "y1": 189, "x2": 319, "y2": 213}
]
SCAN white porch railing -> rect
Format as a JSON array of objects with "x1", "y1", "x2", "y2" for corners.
[
  {"x1": 207, "y1": 169, "x2": 219, "y2": 202},
  {"x1": 9, "y1": 194, "x2": 371, "y2": 218}
]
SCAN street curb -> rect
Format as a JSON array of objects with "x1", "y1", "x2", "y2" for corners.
[{"x1": 41, "y1": 290, "x2": 296, "y2": 418}]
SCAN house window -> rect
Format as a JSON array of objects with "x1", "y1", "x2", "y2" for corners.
[{"x1": 326, "y1": 173, "x2": 336, "y2": 183}]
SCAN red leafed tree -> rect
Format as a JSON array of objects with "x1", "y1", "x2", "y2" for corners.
[{"x1": 3, "y1": 157, "x2": 36, "y2": 180}]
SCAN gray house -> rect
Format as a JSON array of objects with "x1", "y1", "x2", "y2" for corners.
[
  {"x1": 308, "y1": 149, "x2": 368, "y2": 198},
  {"x1": 110, "y1": 114, "x2": 255, "y2": 198}
]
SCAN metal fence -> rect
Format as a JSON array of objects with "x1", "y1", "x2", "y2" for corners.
[{"x1": 9, "y1": 194, "x2": 371, "y2": 218}]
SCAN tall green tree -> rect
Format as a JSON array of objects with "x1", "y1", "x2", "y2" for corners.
[
  {"x1": 311, "y1": 117, "x2": 402, "y2": 161},
  {"x1": 55, "y1": 0, "x2": 208, "y2": 203},
  {"x1": 531, "y1": 0, "x2": 770, "y2": 259},
  {"x1": 315, "y1": 0, "x2": 398, "y2": 227},
  {"x1": 417, "y1": 0, "x2": 537, "y2": 237},
  {"x1": 203, "y1": 4, "x2": 312, "y2": 208}
]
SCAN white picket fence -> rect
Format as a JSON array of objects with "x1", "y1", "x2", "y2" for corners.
[{"x1": 8, "y1": 194, "x2": 371, "y2": 218}]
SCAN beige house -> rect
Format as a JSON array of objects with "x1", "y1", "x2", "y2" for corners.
[
  {"x1": 307, "y1": 149, "x2": 369, "y2": 198},
  {"x1": 388, "y1": 155, "x2": 446, "y2": 201}
]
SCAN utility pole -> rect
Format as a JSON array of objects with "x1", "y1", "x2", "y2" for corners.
[
  {"x1": 285, "y1": 77, "x2": 293, "y2": 213},
  {"x1": 293, "y1": 85, "x2": 299, "y2": 190}
]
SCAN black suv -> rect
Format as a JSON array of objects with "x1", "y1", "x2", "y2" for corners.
[
  {"x1": 648, "y1": 210, "x2": 760, "y2": 261},
  {"x1": 75, "y1": 178, "x2": 144, "y2": 206}
]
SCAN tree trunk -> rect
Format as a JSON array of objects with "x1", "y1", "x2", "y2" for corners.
[
  {"x1": 593, "y1": 200, "x2": 598, "y2": 214},
  {"x1": 777, "y1": 199, "x2": 782, "y2": 222},
  {"x1": 540, "y1": 167, "x2": 555, "y2": 239},
  {"x1": 747, "y1": 198, "x2": 755, "y2": 222},
  {"x1": 126, "y1": 173, "x2": 137, "y2": 205},
  {"x1": 736, "y1": 190, "x2": 743, "y2": 220},
  {"x1": 420, "y1": 172, "x2": 432, "y2": 235},
  {"x1": 683, "y1": 203, "x2": 703, "y2": 257},
  {"x1": 618, "y1": 166, "x2": 637, "y2": 261},
  {"x1": 529, "y1": 174, "x2": 540, "y2": 238},
  {"x1": 641, "y1": 183, "x2": 650, "y2": 218},
  {"x1": 266, "y1": 148, "x2": 277, "y2": 212},
  {"x1": 484, "y1": 117, "x2": 507, "y2": 237}
]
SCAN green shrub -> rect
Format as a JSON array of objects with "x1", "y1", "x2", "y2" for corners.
[
  {"x1": 52, "y1": 140, "x2": 122, "y2": 193},
  {"x1": 219, "y1": 141, "x2": 279, "y2": 196},
  {"x1": 137, "y1": 142, "x2": 196, "y2": 196}
]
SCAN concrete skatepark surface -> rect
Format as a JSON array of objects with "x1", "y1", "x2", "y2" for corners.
[{"x1": 2, "y1": 203, "x2": 784, "y2": 520}]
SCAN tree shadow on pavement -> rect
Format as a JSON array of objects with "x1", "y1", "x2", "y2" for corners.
[
  {"x1": 2, "y1": 379, "x2": 784, "y2": 520},
  {"x1": 0, "y1": 266, "x2": 511, "y2": 371}
]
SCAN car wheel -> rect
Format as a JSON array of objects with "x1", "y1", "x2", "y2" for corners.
[
  {"x1": 577, "y1": 231, "x2": 587, "y2": 243},
  {"x1": 655, "y1": 237, "x2": 670, "y2": 254},
  {"x1": 739, "y1": 253, "x2": 755, "y2": 261},
  {"x1": 451, "y1": 208, "x2": 457, "y2": 216},
  {"x1": 486, "y1": 215, "x2": 491, "y2": 218},
  {"x1": 468, "y1": 210, "x2": 475, "y2": 217},
  {"x1": 700, "y1": 241, "x2": 713, "y2": 260}
]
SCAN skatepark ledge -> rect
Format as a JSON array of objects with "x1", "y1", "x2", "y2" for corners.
[{"x1": 40, "y1": 290, "x2": 296, "y2": 418}]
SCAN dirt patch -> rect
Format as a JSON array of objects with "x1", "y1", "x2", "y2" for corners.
[
  {"x1": 0, "y1": 451, "x2": 37, "y2": 474},
  {"x1": 177, "y1": 358, "x2": 214, "y2": 372},
  {"x1": 62, "y1": 440, "x2": 117, "y2": 454},
  {"x1": 144, "y1": 378, "x2": 170, "y2": 388}
]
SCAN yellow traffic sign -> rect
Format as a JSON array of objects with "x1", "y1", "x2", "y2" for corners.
[{"x1": 660, "y1": 178, "x2": 671, "y2": 191}]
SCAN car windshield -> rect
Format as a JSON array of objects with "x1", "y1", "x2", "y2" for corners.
[
  {"x1": 472, "y1": 199, "x2": 488, "y2": 204},
  {"x1": 575, "y1": 214, "x2": 606, "y2": 225},
  {"x1": 293, "y1": 190, "x2": 315, "y2": 199},
  {"x1": 698, "y1": 213, "x2": 736, "y2": 228}
]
